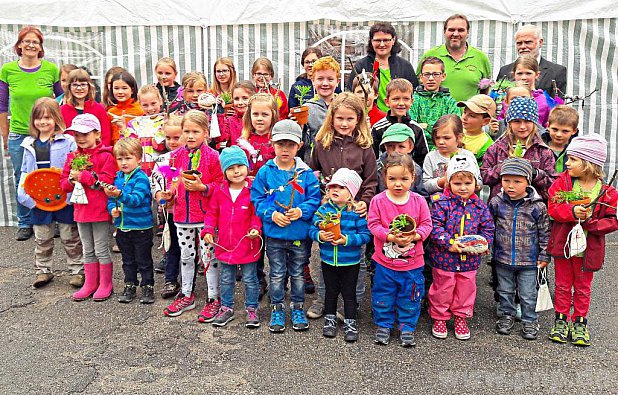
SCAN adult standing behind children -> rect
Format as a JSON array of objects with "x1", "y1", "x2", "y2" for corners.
[
  {"x1": 347, "y1": 22, "x2": 419, "y2": 113},
  {"x1": 419, "y1": 14, "x2": 491, "y2": 102},
  {"x1": 496, "y1": 25, "x2": 567, "y2": 97},
  {"x1": 1, "y1": 26, "x2": 64, "y2": 241}
]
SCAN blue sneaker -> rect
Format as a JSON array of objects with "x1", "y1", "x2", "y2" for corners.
[
  {"x1": 290, "y1": 302, "x2": 309, "y2": 331},
  {"x1": 269, "y1": 303, "x2": 286, "y2": 333}
]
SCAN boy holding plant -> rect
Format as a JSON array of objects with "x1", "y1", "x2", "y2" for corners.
[{"x1": 309, "y1": 168, "x2": 370, "y2": 342}]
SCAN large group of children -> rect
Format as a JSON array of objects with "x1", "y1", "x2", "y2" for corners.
[{"x1": 18, "y1": 45, "x2": 617, "y2": 349}]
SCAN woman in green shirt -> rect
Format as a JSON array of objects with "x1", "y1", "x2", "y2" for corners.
[{"x1": 0, "y1": 26, "x2": 62, "y2": 240}]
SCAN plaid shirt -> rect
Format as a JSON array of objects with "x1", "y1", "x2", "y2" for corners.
[{"x1": 408, "y1": 86, "x2": 460, "y2": 151}]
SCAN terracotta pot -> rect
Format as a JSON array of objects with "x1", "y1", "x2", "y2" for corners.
[
  {"x1": 570, "y1": 197, "x2": 591, "y2": 205},
  {"x1": 291, "y1": 105, "x2": 309, "y2": 126},
  {"x1": 390, "y1": 214, "x2": 417, "y2": 237},
  {"x1": 224, "y1": 103, "x2": 234, "y2": 112},
  {"x1": 182, "y1": 170, "x2": 202, "y2": 181},
  {"x1": 320, "y1": 220, "x2": 342, "y2": 241}
]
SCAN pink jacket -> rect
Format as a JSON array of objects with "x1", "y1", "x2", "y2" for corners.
[
  {"x1": 171, "y1": 143, "x2": 224, "y2": 224},
  {"x1": 201, "y1": 181, "x2": 262, "y2": 264},
  {"x1": 60, "y1": 144, "x2": 117, "y2": 223},
  {"x1": 367, "y1": 191, "x2": 433, "y2": 271},
  {"x1": 223, "y1": 112, "x2": 243, "y2": 148}
]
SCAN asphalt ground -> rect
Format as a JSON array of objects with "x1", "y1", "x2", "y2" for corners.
[{"x1": 0, "y1": 227, "x2": 616, "y2": 394}]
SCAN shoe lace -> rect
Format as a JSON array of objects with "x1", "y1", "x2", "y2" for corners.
[
  {"x1": 204, "y1": 300, "x2": 220, "y2": 315},
  {"x1": 271, "y1": 309, "x2": 284, "y2": 325},
  {"x1": 247, "y1": 308, "x2": 258, "y2": 321},
  {"x1": 291, "y1": 308, "x2": 307, "y2": 323},
  {"x1": 572, "y1": 323, "x2": 587, "y2": 337},
  {"x1": 343, "y1": 321, "x2": 357, "y2": 333},
  {"x1": 553, "y1": 320, "x2": 567, "y2": 333}
]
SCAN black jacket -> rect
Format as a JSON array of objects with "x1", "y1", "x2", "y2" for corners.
[{"x1": 346, "y1": 53, "x2": 419, "y2": 91}]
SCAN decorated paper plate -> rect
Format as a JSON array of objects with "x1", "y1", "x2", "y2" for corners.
[
  {"x1": 455, "y1": 235, "x2": 488, "y2": 254},
  {"x1": 23, "y1": 168, "x2": 67, "y2": 212}
]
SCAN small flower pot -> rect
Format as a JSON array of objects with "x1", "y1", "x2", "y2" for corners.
[
  {"x1": 182, "y1": 170, "x2": 202, "y2": 181},
  {"x1": 320, "y1": 220, "x2": 342, "y2": 241},
  {"x1": 390, "y1": 214, "x2": 417, "y2": 237},
  {"x1": 291, "y1": 105, "x2": 309, "y2": 126},
  {"x1": 569, "y1": 197, "x2": 591, "y2": 206}
]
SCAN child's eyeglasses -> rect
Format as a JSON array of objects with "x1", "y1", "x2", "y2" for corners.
[
  {"x1": 215, "y1": 69, "x2": 230, "y2": 75},
  {"x1": 254, "y1": 72, "x2": 271, "y2": 78},
  {"x1": 421, "y1": 72, "x2": 443, "y2": 79},
  {"x1": 303, "y1": 60, "x2": 316, "y2": 66},
  {"x1": 71, "y1": 83, "x2": 89, "y2": 89}
]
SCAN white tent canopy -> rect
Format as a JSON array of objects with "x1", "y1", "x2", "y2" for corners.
[{"x1": 1, "y1": 0, "x2": 617, "y2": 27}]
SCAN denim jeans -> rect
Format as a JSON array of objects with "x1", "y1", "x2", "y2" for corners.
[
  {"x1": 266, "y1": 237, "x2": 306, "y2": 305},
  {"x1": 116, "y1": 228, "x2": 155, "y2": 286},
  {"x1": 495, "y1": 264, "x2": 538, "y2": 323},
  {"x1": 8, "y1": 132, "x2": 32, "y2": 228},
  {"x1": 220, "y1": 261, "x2": 259, "y2": 309}
]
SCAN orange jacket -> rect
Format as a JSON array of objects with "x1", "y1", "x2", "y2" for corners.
[{"x1": 107, "y1": 98, "x2": 144, "y2": 145}]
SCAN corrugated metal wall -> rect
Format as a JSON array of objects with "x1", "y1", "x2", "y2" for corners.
[{"x1": 0, "y1": 19, "x2": 615, "y2": 226}]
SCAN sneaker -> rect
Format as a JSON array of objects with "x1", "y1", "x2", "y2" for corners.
[
  {"x1": 496, "y1": 315, "x2": 515, "y2": 335},
  {"x1": 322, "y1": 314, "x2": 337, "y2": 338},
  {"x1": 154, "y1": 255, "x2": 166, "y2": 273},
  {"x1": 343, "y1": 319, "x2": 358, "y2": 342},
  {"x1": 16, "y1": 227, "x2": 33, "y2": 241},
  {"x1": 212, "y1": 306, "x2": 235, "y2": 327},
  {"x1": 258, "y1": 282, "x2": 268, "y2": 302},
  {"x1": 307, "y1": 298, "x2": 324, "y2": 319},
  {"x1": 160, "y1": 281, "x2": 180, "y2": 299},
  {"x1": 269, "y1": 303, "x2": 286, "y2": 333},
  {"x1": 521, "y1": 321, "x2": 540, "y2": 340},
  {"x1": 374, "y1": 327, "x2": 391, "y2": 345},
  {"x1": 548, "y1": 314, "x2": 570, "y2": 343},
  {"x1": 304, "y1": 266, "x2": 315, "y2": 294},
  {"x1": 140, "y1": 285, "x2": 155, "y2": 304},
  {"x1": 68, "y1": 274, "x2": 84, "y2": 288},
  {"x1": 400, "y1": 331, "x2": 416, "y2": 347},
  {"x1": 164, "y1": 293, "x2": 196, "y2": 317},
  {"x1": 245, "y1": 307, "x2": 260, "y2": 328},
  {"x1": 118, "y1": 283, "x2": 137, "y2": 303},
  {"x1": 432, "y1": 320, "x2": 448, "y2": 339},
  {"x1": 454, "y1": 316, "x2": 470, "y2": 340},
  {"x1": 33, "y1": 273, "x2": 54, "y2": 288},
  {"x1": 198, "y1": 298, "x2": 221, "y2": 323},
  {"x1": 290, "y1": 302, "x2": 309, "y2": 331},
  {"x1": 571, "y1": 317, "x2": 590, "y2": 347}
]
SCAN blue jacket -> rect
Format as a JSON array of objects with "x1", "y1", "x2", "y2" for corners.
[
  {"x1": 308, "y1": 200, "x2": 371, "y2": 266},
  {"x1": 489, "y1": 188, "x2": 550, "y2": 267},
  {"x1": 17, "y1": 134, "x2": 76, "y2": 209},
  {"x1": 430, "y1": 189, "x2": 495, "y2": 272},
  {"x1": 107, "y1": 168, "x2": 153, "y2": 231},
  {"x1": 251, "y1": 157, "x2": 320, "y2": 240}
]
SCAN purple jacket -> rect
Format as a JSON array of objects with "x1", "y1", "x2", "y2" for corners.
[
  {"x1": 171, "y1": 143, "x2": 224, "y2": 225},
  {"x1": 430, "y1": 189, "x2": 495, "y2": 272},
  {"x1": 481, "y1": 132, "x2": 556, "y2": 201}
]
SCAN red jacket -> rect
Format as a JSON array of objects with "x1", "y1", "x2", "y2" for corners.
[
  {"x1": 222, "y1": 112, "x2": 243, "y2": 148},
  {"x1": 201, "y1": 181, "x2": 262, "y2": 264},
  {"x1": 547, "y1": 172, "x2": 618, "y2": 271},
  {"x1": 171, "y1": 143, "x2": 224, "y2": 225},
  {"x1": 61, "y1": 100, "x2": 112, "y2": 146},
  {"x1": 60, "y1": 144, "x2": 117, "y2": 223}
]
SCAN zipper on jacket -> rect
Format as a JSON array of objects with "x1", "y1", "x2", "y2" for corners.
[{"x1": 511, "y1": 204, "x2": 520, "y2": 266}]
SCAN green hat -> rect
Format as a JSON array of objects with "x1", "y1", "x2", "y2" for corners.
[{"x1": 380, "y1": 124, "x2": 416, "y2": 146}]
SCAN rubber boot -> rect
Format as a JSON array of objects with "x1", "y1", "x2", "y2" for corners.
[
  {"x1": 72, "y1": 262, "x2": 100, "y2": 301},
  {"x1": 93, "y1": 263, "x2": 114, "y2": 301}
]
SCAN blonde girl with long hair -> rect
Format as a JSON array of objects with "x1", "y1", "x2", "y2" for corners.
[{"x1": 237, "y1": 93, "x2": 278, "y2": 178}]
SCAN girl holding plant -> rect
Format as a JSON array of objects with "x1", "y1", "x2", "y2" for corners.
[
  {"x1": 308, "y1": 168, "x2": 370, "y2": 342},
  {"x1": 481, "y1": 96, "x2": 556, "y2": 201}
]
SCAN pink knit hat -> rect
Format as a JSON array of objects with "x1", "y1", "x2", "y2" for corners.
[
  {"x1": 327, "y1": 168, "x2": 362, "y2": 198},
  {"x1": 566, "y1": 133, "x2": 607, "y2": 167}
]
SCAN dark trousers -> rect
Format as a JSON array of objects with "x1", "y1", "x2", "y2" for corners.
[
  {"x1": 116, "y1": 228, "x2": 154, "y2": 286},
  {"x1": 164, "y1": 213, "x2": 181, "y2": 283},
  {"x1": 322, "y1": 262, "x2": 360, "y2": 319}
]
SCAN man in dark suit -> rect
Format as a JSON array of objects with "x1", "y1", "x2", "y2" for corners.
[{"x1": 497, "y1": 25, "x2": 567, "y2": 97}]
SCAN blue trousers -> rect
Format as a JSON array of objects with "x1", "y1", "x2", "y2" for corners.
[
  {"x1": 266, "y1": 237, "x2": 306, "y2": 305},
  {"x1": 372, "y1": 262, "x2": 424, "y2": 333}
]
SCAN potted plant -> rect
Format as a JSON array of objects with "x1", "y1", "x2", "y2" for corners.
[
  {"x1": 69, "y1": 154, "x2": 93, "y2": 204},
  {"x1": 389, "y1": 214, "x2": 417, "y2": 237},
  {"x1": 551, "y1": 190, "x2": 591, "y2": 205},
  {"x1": 290, "y1": 85, "x2": 312, "y2": 126},
  {"x1": 317, "y1": 211, "x2": 342, "y2": 241},
  {"x1": 182, "y1": 150, "x2": 202, "y2": 181},
  {"x1": 220, "y1": 91, "x2": 233, "y2": 112}
]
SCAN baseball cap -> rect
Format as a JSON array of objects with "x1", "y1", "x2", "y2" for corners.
[
  {"x1": 380, "y1": 123, "x2": 416, "y2": 146},
  {"x1": 66, "y1": 113, "x2": 101, "y2": 134},
  {"x1": 457, "y1": 94, "x2": 497, "y2": 119},
  {"x1": 271, "y1": 119, "x2": 302, "y2": 144}
]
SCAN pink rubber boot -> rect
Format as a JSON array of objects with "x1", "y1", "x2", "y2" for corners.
[
  {"x1": 72, "y1": 262, "x2": 99, "y2": 301},
  {"x1": 93, "y1": 263, "x2": 114, "y2": 301}
]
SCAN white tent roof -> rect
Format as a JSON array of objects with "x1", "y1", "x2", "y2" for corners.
[{"x1": 1, "y1": 0, "x2": 616, "y2": 27}]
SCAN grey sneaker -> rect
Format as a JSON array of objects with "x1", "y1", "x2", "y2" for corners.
[
  {"x1": 400, "y1": 331, "x2": 416, "y2": 347},
  {"x1": 323, "y1": 314, "x2": 337, "y2": 338},
  {"x1": 212, "y1": 306, "x2": 234, "y2": 327},
  {"x1": 496, "y1": 315, "x2": 515, "y2": 335},
  {"x1": 374, "y1": 327, "x2": 391, "y2": 345},
  {"x1": 307, "y1": 298, "x2": 324, "y2": 319},
  {"x1": 521, "y1": 321, "x2": 540, "y2": 340},
  {"x1": 343, "y1": 319, "x2": 358, "y2": 342},
  {"x1": 140, "y1": 285, "x2": 155, "y2": 304}
]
